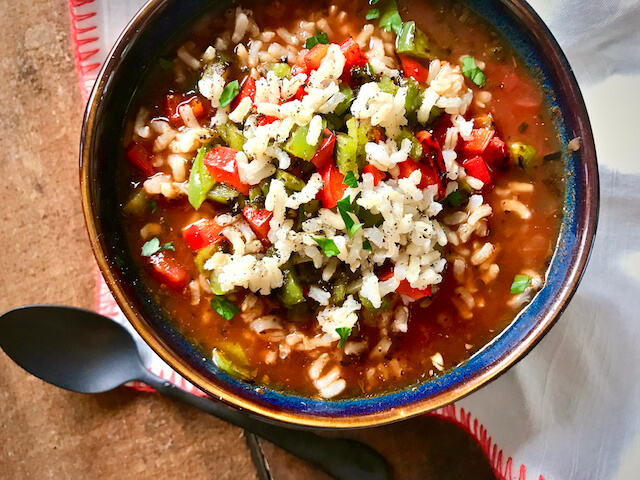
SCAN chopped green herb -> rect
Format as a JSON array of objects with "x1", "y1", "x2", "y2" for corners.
[
  {"x1": 336, "y1": 196, "x2": 363, "y2": 238},
  {"x1": 158, "y1": 58, "x2": 174, "y2": 71},
  {"x1": 148, "y1": 200, "x2": 158, "y2": 214},
  {"x1": 219, "y1": 80, "x2": 240, "y2": 108},
  {"x1": 304, "y1": 30, "x2": 329, "y2": 50},
  {"x1": 369, "y1": 0, "x2": 379, "y2": 4},
  {"x1": 141, "y1": 237, "x2": 175, "y2": 257},
  {"x1": 161, "y1": 242, "x2": 175, "y2": 252},
  {"x1": 188, "y1": 145, "x2": 214, "y2": 210},
  {"x1": 313, "y1": 237, "x2": 341, "y2": 257},
  {"x1": 461, "y1": 57, "x2": 486, "y2": 88},
  {"x1": 211, "y1": 295, "x2": 241, "y2": 320},
  {"x1": 141, "y1": 238, "x2": 160, "y2": 257},
  {"x1": 366, "y1": 8, "x2": 380, "y2": 20},
  {"x1": 348, "y1": 223, "x2": 363, "y2": 237},
  {"x1": 510, "y1": 274, "x2": 531, "y2": 294},
  {"x1": 336, "y1": 327, "x2": 351, "y2": 348},
  {"x1": 343, "y1": 171, "x2": 358, "y2": 188},
  {"x1": 363, "y1": 240, "x2": 372, "y2": 250},
  {"x1": 379, "y1": 0, "x2": 403, "y2": 35},
  {"x1": 444, "y1": 190, "x2": 465, "y2": 207}
]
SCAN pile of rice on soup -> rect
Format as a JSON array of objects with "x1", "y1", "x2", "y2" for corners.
[{"x1": 120, "y1": 0, "x2": 566, "y2": 399}]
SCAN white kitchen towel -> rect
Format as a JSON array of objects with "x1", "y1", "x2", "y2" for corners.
[{"x1": 69, "y1": 1, "x2": 640, "y2": 478}]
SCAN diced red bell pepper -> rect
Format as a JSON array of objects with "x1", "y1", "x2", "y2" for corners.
[
  {"x1": 318, "y1": 163, "x2": 347, "y2": 209},
  {"x1": 310, "y1": 129, "x2": 336, "y2": 170},
  {"x1": 183, "y1": 219, "x2": 226, "y2": 250},
  {"x1": 462, "y1": 156, "x2": 492, "y2": 186},
  {"x1": 397, "y1": 281, "x2": 432, "y2": 300},
  {"x1": 148, "y1": 252, "x2": 188, "y2": 290},
  {"x1": 416, "y1": 130, "x2": 446, "y2": 173},
  {"x1": 165, "y1": 93, "x2": 210, "y2": 126},
  {"x1": 125, "y1": 142, "x2": 154, "y2": 176},
  {"x1": 363, "y1": 164, "x2": 385, "y2": 186},
  {"x1": 379, "y1": 270, "x2": 432, "y2": 300},
  {"x1": 231, "y1": 76, "x2": 256, "y2": 110},
  {"x1": 461, "y1": 128, "x2": 495, "y2": 157},
  {"x1": 257, "y1": 115, "x2": 279, "y2": 126},
  {"x1": 302, "y1": 43, "x2": 330, "y2": 73},
  {"x1": 398, "y1": 160, "x2": 440, "y2": 190},
  {"x1": 293, "y1": 85, "x2": 307, "y2": 101},
  {"x1": 398, "y1": 54, "x2": 429, "y2": 84},
  {"x1": 340, "y1": 37, "x2": 368, "y2": 72},
  {"x1": 242, "y1": 206, "x2": 273, "y2": 240},
  {"x1": 203, "y1": 146, "x2": 251, "y2": 195},
  {"x1": 483, "y1": 137, "x2": 508, "y2": 168}
]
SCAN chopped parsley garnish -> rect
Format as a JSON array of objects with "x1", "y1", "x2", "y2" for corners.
[
  {"x1": 148, "y1": 200, "x2": 158, "y2": 214},
  {"x1": 336, "y1": 327, "x2": 351, "y2": 348},
  {"x1": 461, "y1": 57, "x2": 486, "y2": 88},
  {"x1": 366, "y1": 8, "x2": 380, "y2": 20},
  {"x1": 141, "y1": 238, "x2": 175, "y2": 257},
  {"x1": 444, "y1": 190, "x2": 465, "y2": 207},
  {"x1": 313, "y1": 237, "x2": 341, "y2": 257},
  {"x1": 337, "y1": 196, "x2": 363, "y2": 238},
  {"x1": 343, "y1": 171, "x2": 358, "y2": 188},
  {"x1": 219, "y1": 80, "x2": 240, "y2": 108},
  {"x1": 211, "y1": 296, "x2": 240, "y2": 320},
  {"x1": 363, "y1": 240, "x2": 373, "y2": 250},
  {"x1": 510, "y1": 274, "x2": 531, "y2": 294},
  {"x1": 379, "y1": 0, "x2": 403, "y2": 35},
  {"x1": 304, "y1": 30, "x2": 329, "y2": 50},
  {"x1": 158, "y1": 58, "x2": 174, "y2": 71}
]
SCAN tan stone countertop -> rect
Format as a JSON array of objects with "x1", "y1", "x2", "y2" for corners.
[{"x1": 0, "y1": 1, "x2": 498, "y2": 478}]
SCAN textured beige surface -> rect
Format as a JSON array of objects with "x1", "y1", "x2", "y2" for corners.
[{"x1": 0, "y1": 1, "x2": 498, "y2": 478}]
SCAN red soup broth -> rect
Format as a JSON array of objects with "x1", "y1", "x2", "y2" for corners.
[{"x1": 120, "y1": 0, "x2": 564, "y2": 398}]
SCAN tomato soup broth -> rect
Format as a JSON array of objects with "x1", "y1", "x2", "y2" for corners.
[{"x1": 120, "y1": 0, "x2": 564, "y2": 398}]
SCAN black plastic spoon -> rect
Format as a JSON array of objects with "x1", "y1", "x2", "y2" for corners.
[{"x1": 0, "y1": 305, "x2": 392, "y2": 480}]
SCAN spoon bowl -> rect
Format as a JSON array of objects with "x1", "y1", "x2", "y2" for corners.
[
  {"x1": 0, "y1": 305, "x2": 392, "y2": 480},
  {"x1": 0, "y1": 305, "x2": 142, "y2": 393}
]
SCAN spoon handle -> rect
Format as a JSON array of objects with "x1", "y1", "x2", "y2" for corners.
[{"x1": 140, "y1": 373, "x2": 392, "y2": 480}]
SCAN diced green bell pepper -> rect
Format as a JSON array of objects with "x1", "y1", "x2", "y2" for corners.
[
  {"x1": 212, "y1": 343, "x2": 252, "y2": 380},
  {"x1": 378, "y1": 76, "x2": 399, "y2": 95},
  {"x1": 269, "y1": 62, "x2": 291, "y2": 78},
  {"x1": 122, "y1": 188, "x2": 151, "y2": 218},
  {"x1": 396, "y1": 21, "x2": 442, "y2": 61},
  {"x1": 395, "y1": 128, "x2": 423, "y2": 161},
  {"x1": 336, "y1": 133, "x2": 359, "y2": 176},
  {"x1": 216, "y1": 123, "x2": 246, "y2": 151},
  {"x1": 508, "y1": 142, "x2": 537, "y2": 172},
  {"x1": 284, "y1": 124, "x2": 319, "y2": 161},
  {"x1": 356, "y1": 119, "x2": 376, "y2": 167},
  {"x1": 188, "y1": 145, "x2": 215, "y2": 210},
  {"x1": 331, "y1": 272, "x2": 349, "y2": 305},
  {"x1": 207, "y1": 182, "x2": 239, "y2": 205},
  {"x1": 359, "y1": 293, "x2": 391, "y2": 312},
  {"x1": 295, "y1": 199, "x2": 321, "y2": 230},
  {"x1": 404, "y1": 78, "x2": 422, "y2": 122},
  {"x1": 194, "y1": 244, "x2": 220, "y2": 275},
  {"x1": 279, "y1": 268, "x2": 305, "y2": 307},
  {"x1": 276, "y1": 170, "x2": 306, "y2": 192},
  {"x1": 334, "y1": 83, "x2": 354, "y2": 116}
]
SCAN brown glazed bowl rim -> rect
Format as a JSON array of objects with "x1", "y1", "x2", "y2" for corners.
[{"x1": 80, "y1": 0, "x2": 599, "y2": 428}]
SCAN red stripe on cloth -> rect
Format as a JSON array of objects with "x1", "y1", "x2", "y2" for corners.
[
  {"x1": 432, "y1": 404, "x2": 544, "y2": 480},
  {"x1": 67, "y1": 0, "x2": 100, "y2": 102}
]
